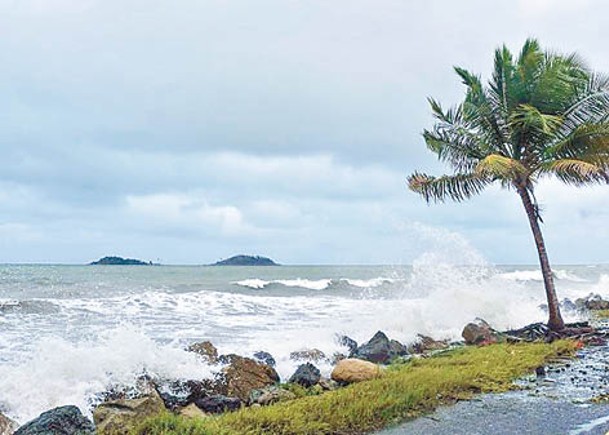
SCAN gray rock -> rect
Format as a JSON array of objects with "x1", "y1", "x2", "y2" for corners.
[
  {"x1": 575, "y1": 294, "x2": 609, "y2": 311},
  {"x1": 352, "y1": 331, "x2": 407, "y2": 363},
  {"x1": 337, "y1": 335, "x2": 358, "y2": 354},
  {"x1": 289, "y1": 363, "x2": 321, "y2": 387},
  {"x1": 318, "y1": 377, "x2": 339, "y2": 391},
  {"x1": 289, "y1": 349, "x2": 326, "y2": 363},
  {"x1": 249, "y1": 386, "x2": 296, "y2": 406},
  {"x1": 93, "y1": 390, "x2": 165, "y2": 434},
  {"x1": 194, "y1": 395, "x2": 241, "y2": 414},
  {"x1": 252, "y1": 351, "x2": 276, "y2": 368},
  {"x1": 15, "y1": 406, "x2": 95, "y2": 435}
]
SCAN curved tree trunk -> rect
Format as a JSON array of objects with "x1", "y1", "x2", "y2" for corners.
[{"x1": 516, "y1": 186, "x2": 565, "y2": 331}]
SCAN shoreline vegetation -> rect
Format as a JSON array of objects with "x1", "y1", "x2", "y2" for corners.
[{"x1": 136, "y1": 341, "x2": 575, "y2": 435}]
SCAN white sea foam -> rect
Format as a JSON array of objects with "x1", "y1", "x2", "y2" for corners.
[
  {"x1": 340, "y1": 278, "x2": 395, "y2": 288},
  {"x1": 0, "y1": 327, "x2": 215, "y2": 424},
  {"x1": 0, "y1": 227, "x2": 605, "y2": 425},
  {"x1": 232, "y1": 278, "x2": 268, "y2": 289},
  {"x1": 233, "y1": 278, "x2": 332, "y2": 290},
  {"x1": 499, "y1": 269, "x2": 587, "y2": 282}
]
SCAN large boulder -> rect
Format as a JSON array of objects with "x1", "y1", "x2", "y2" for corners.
[
  {"x1": 187, "y1": 341, "x2": 219, "y2": 364},
  {"x1": 289, "y1": 349, "x2": 327, "y2": 363},
  {"x1": 289, "y1": 363, "x2": 321, "y2": 387},
  {"x1": 222, "y1": 355, "x2": 280, "y2": 401},
  {"x1": 15, "y1": 406, "x2": 94, "y2": 435},
  {"x1": 0, "y1": 412, "x2": 17, "y2": 435},
  {"x1": 93, "y1": 390, "x2": 165, "y2": 434},
  {"x1": 462, "y1": 318, "x2": 500, "y2": 345},
  {"x1": 331, "y1": 358, "x2": 381, "y2": 384},
  {"x1": 194, "y1": 395, "x2": 241, "y2": 414},
  {"x1": 351, "y1": 331, "x2": 408, "y2": 363}
]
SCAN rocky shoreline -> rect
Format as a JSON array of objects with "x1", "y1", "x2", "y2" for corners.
[{"x1": 4, "y1": 293, "x2": 609, "y2": 435}]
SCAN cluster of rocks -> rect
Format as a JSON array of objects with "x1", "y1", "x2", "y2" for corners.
[
  {"x1": 13, "y1": 302, "x2": 609, "y2": 435},
  {"x1": 538, "y1": 293, "x2": 609, "y2": 315},
  {"x1": 4, "y1": 330, "x2": 453, "y2": 434}
]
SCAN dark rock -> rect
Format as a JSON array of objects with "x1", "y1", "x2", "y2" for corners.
[
  {"x1": 352, "y1": 331, "x2": 407, "y2": 363},
  {"x1": 337, "y1": 335, "x2": 358, "y2": 354},
  {"x1": 156, "y1": 379, "x2": 222, "y2": 410},
  {"x1": 535, "y1": 366, "x2": 546, "y2": 377},
  {"x1": 289, "y1": 349, "x2": 327, "y2": 363},
  {"x1": 222, "y1": 355, "x2": 280, "y2": 401},
  {"x1": 194, "y1": 395, "x2": 241, "y2": 414},
  {"x1": 15, "y1": 406, "x2": 95, "y2": 435},
  {"x1": 187, "y1": 341, "x2": 219, "y2": 363},
  {"x1": 252, "y1": 351, "x2": 276, "y2": 367},
  {"x1": 462, "y1": 318, "x2": 500, "y2": 345},
  {"x1": 389, "y1": 339, "x2": 409, "y2": 357},
  {"x1": 217, "y1": 353, "x2": 238, "y2": 365},
  {"x1": 212, "y1": 255, "x2": 278, "y2": 266},
  {"x1": 575, "y1": 294, "x2": 609, "y2": 311},
  {"x1": 89, "y1": 256, "x2": 153, "y2": 266},
  {"x1": 289, "y1": 363, "x2": 321, "y2": 388}
]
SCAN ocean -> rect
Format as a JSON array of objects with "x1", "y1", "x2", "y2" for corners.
[{"x1": 1, "y1": 261, "x2": 608, "y2": 424}]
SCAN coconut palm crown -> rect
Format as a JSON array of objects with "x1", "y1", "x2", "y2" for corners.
[{"x1": 408, "y1": 39, "x2": 609, "y2": 331}]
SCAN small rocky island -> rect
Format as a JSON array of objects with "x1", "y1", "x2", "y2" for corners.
[
  {"x1": 90, "y1": 256, "x2": 154, "y2": 266},
  {"x1": 212, "y1": 255, "x2": 278, "y2": 266}
]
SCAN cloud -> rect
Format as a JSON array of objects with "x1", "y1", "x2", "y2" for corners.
[
  {"x1": 125, "y1": 193, "x2": 249, "y2": 236},
  {"x1": 1, "y1": 1, "x2": 609, "y2": 263}
]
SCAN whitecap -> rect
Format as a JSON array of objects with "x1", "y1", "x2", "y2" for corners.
[
  {"x1": 232, "y1": 279, "x2": 269, "y2": 289},
  {"x1": 341, "y1": 277, "x2": 395, "y2": 288}
]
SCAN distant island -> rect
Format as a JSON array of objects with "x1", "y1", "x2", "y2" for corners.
[
  {"x1": 212, "y1": 255, "x2": 278, "y2": 266},
  {"x1": 90, "y1": 256, "x2": 154, "y2": 266}
]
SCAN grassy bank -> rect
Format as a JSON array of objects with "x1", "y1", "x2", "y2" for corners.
[{"x1": 136, "y1": 341, "x2": 575, "y2": 435}]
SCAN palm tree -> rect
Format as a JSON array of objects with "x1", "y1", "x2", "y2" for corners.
[{"x1": 408, "y1": 39, "x2": 609, "y2": 331}]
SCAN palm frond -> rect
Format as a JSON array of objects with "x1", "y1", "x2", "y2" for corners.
[
  {"x1": 453, "y1": 65, "x2": 511, "y2": 156},
  {"x1": 545, "y1": 123, "x2": 609, "y2": 163},
  {"x1": 542, "y1": 158, "x2": 609, "y2": 185},
  {"x1": 475, "y1": 154, "x2": 527, "y2": 180},
  {"x1": 408, "y1": 172, "x2": 490, "y2": 203},
  {"x1": 509, "y1": 104, "x2": 563, "y2": 136}
]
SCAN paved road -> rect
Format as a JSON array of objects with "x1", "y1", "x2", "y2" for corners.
[
  {"x1": 378, "y1": 344, "x2": 609, "y2": 435},
  {"x1": 378, "y1": 393, "x2": 609, "y2": 435}
]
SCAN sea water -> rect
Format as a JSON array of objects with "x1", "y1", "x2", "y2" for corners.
[{"x1": 0, "y1": 258, "x2": 608, "y2": 423}]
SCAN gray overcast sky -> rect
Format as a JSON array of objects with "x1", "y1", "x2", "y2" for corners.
[{"x1": 1, "y1": 0, "x2": 608, "y2": 264}]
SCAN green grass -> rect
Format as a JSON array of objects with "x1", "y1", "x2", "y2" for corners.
[{"x1": 135, "y1": 341, "x2": 575, "y2": 435}]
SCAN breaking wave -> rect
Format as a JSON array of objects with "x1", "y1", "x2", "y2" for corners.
[
  {"x1": 499, "y1": 269, "x2": 588, "y2": 282},
  {"x1": 232, "y1": 277, "x2": 398, "y2": 290}
]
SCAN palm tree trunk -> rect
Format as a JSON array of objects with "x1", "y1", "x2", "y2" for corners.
[{"x1": 516, "y1": 186, "x2": 565, "y2": 331}]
